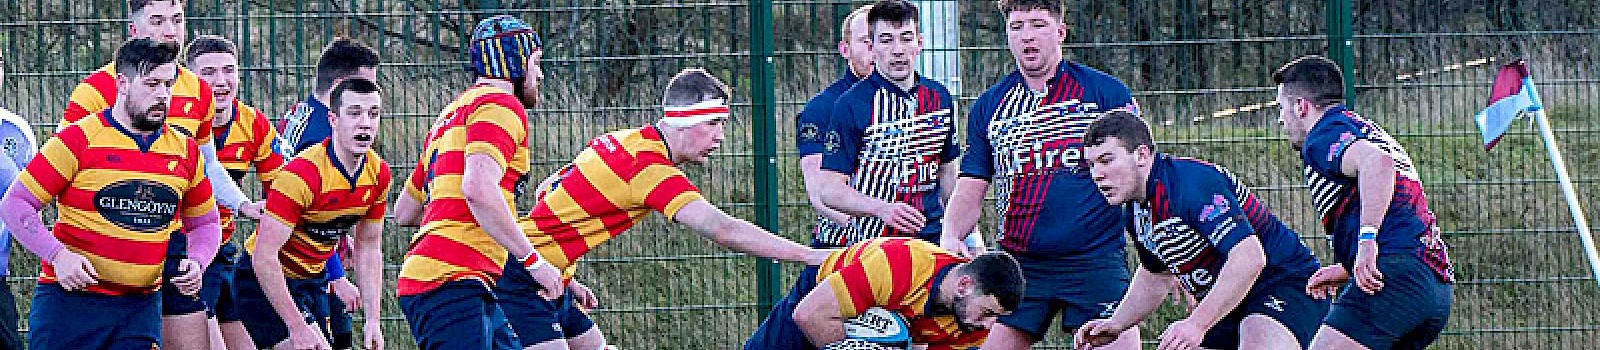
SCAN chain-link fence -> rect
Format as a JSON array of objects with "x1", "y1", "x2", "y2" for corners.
[{"x1": 1, "y1": 0, "x2": 1597, "y2": 349}]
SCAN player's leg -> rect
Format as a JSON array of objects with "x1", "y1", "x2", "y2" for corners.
[
  {"x1": 399, "y1": 281, "x2": 503, "y2": 350},
  {"x1": 744, "y1": 265, "x2": 821, "y2": 350},
  {"x1": 162, "y1": 231, "x2": 215, "y2": 350},
  {"x1": 110, "y1": 290, "x2": 166, "y2": 350},
  {"x1": 561, "y1": 305, "x2": 605, "y2": 350},
  {"x1": 215, "y1": 248, "x2": 257, "y2": 349},
  {"x1": 1309, "y1": 326, "x2": 1370, "y2": 350},
  {"x1": 1235, "y1": 276, "x2": 1330, "y2": 349},
  {"x1": 28, "y1": 283, "x2": 155, "y2": 350},
  {"x1": 1237, "y1": 314, "x2": 1301, "y2": 349},
  {"x1": 324, "y1": 292, "x2": 355, "y2": 349},
  {"x1": 496, "y1": 254, "x2": 574, "y2": 350},
  {"x1": 0, "y1": 280, "x2": 24, "y2": 350}
]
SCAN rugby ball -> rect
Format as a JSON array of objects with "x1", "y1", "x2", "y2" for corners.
[{"x1": 836, "y1": 307, "x2": 912, "y2": 350}]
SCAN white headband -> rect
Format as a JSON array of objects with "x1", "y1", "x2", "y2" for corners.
[{"x1": 660, "y1": 99, "x2": 730, "y2": 127}]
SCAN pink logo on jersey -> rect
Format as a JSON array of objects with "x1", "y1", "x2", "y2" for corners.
[
  {"x1": 1328, "y1": 132, "x2": 1356, "y2": 162},
  {"x1": 1200, "y1": 194, "x2": 1230, "y2": 222}
]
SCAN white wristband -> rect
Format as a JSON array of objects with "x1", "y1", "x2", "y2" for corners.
[
  {"x1": 524, "y1": 253, "x2": 550, "y2": 271},
  {"x1": 1359, "y1": 226, "x2": 1379, "y2": 241}
]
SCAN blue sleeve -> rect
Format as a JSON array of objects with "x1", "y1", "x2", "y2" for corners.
[
  {"x1": 1179, "y1": 176, "x2": 1256, "y2": 255},
  {"x1": 795, "y1": 97, "x2": 831, "y2": 157},
  {"x1": 1087, "y1": 69, "x2": 1137, "y2": 114},
  {"x1": 821, "y1": 95, "x2": 865, "y2": 174},
  {"x1": 325, "y1": 253, "x2": 346, "y2": 280},
  {"x1": 1302, "y1": 122, "x2": 1359, "y2": 177},
  {"x1": 959, "y1": 93, "x2": 996, "y2": 179},
  {"x1": 937, "y1": 90, "x2": 960, "y2": 163}
]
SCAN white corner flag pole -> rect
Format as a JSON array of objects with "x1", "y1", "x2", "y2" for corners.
[{"x1": 1525, "y1": 78, "x2": 1600, "y2": 292}]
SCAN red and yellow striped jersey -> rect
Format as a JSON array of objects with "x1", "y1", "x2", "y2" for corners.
[
  {"x1": 817, "y1": 237, "x2": 984, "y2": 350},
  {"x1": 62, "y1": 63, "x2": 217, "y2": 144},
  {"x1": 398, "y1": 85, "x2": 532, "y2": 296},
  {"x1": 523, "y1": 125, "x2": 705, "y2": 279},
  {"x1": 213, "y1": 101, "x2": 288, "y2": 241},
  {"x1": 247, "y1": 141, "x2": 390, "y2": 280},
  {"x1": 18, "y1": 111, "x2": 215, "y2": 295}
]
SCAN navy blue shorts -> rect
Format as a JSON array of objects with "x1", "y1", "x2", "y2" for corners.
[
  {"x1": 400, "y1": 280, "x2": 522, "y2": 350},
  {"x1": 1324, "y1": 253, "x2": 1453, "y2": 350},
  {"x1": 28, "y1": 284, "x2": 162, "y2": 350},
  {"x1": 998, "y1": 252, "x2": 1130, "y2": 339},
  {"x1": 494, "y1": 258, "x2": 597, "y2": 345},
  {"x1": 233, "y1": 254, "x2": 331, "y2": 349},
  {"x1": 325, "y1": 290, "x2": 355, "y2": 349},
  {"x1": 1201, "y1": 276, "x2": 1330, "y2": 349},
  {"x1": 204, "y1": 242, "x2": 242, "y2": 321},
  {"x1": 162, "y1": 231, "x2": 209, "y2": 316},
  {"x1": 743, "y1": 265, "x2": 821, "y2": 350}
]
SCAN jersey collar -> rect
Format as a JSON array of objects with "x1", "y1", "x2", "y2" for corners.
[
  {"x1": 869, "y1": 71, "x2": 921, "y2": 99},
  {"x1": 1142, "y1": 153, "x2": 1173, "y2": 205},
  {"x1": 325, "y1": 139, "x2": 366, "y2": 189},
  {"x1": 101, "y1": 109, "x2": 163, "y2": 152},
  {"x1": 923, "y1": 263, "x2": 959, "y2": 315}
]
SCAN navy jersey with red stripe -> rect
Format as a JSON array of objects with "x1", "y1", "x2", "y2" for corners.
[
  {"x1": 796, "y1": 72, "x2": 862, "y2": 157},
  {"x1": 960, "y1": 62, "x2": 1136, "y2": 257},
  {"x1": 1300, "y1": 105, "x2": 1453, "y2": 282},
  {"x1": 1127, "y1": 154, "x2": 1319, "y2": 300},
  {"x1": 819, "y1": 72, "x2": 957, "y2": 246}
]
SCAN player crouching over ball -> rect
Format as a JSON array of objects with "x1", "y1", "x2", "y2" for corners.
[{"x1": 794, "y1": 237, "x2": 1025, "y2": 350}]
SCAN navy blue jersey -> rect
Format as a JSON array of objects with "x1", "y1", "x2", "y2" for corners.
[
  {"x1": 797, "y1": 72, "x2": 862, "y2": 157},
  {"x1": 1128, "y1": 154, "x2": 1320, "y2": 300},
  {"x1": 819, "y1": 72, "x2": 958, "y2": 245},
  {"x1": 278, "y1": 95, "x2": 331, "y2": 156},
  {"x1": 1300, "y1": 105, "x2": 1453, "y2": 282},
  {"x1": 960, "y1": 62, "x2": 1135, "y2": 257}
]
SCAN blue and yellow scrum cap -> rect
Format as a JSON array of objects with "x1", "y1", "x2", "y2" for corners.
[{"x1": 468, "y1": 15, "x2": 541, "y2": 79}]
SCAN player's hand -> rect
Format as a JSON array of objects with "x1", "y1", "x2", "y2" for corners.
[
  {"x1": 1306, "y1": 264, "x2": 1351, "y2": 299},
  {"x1": 1074, "y1": 319, "x2": 1126, "y2": 349},
  {"x1": 331, "y1": 277, "x2": 361, "y2": 312},
  {"x1": 238, "y1": 200, "x2": 266, "y2": 220},
  {"x1": 362, "y1": 321, "x2": 385, "y2": 350},
  {"x1": 569, "y1": 280, "x2": 600, "y2": 309},
  {"x1": 287, "y1": 320, "x2": 331, "y2": 350},
  {"x1": 939, "y1": 234, "x2": 974, "y2": 258},
  {"x1": 1354, "y1": 239, "x2": 1385, "y2": 294},
  {"x1": 1157, "y1": 319, "x2": 1205, "y2": 350},
  {"x1": 171, "y1": 258, "x2": 205, "y2": 296},
  {"x1": 528, "y1": 259, "x2": 566, "y2": 301},
  {"x1": 872, "y1": 202, "x2": 925, "y2": 234},
  {"x1": 50, "y1": 250, "x2": 99, "y2": 291}
]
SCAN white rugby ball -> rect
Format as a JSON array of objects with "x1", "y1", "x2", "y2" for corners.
[{"x1": 838, "y1": 307, "x2": 912, "y2": 350}]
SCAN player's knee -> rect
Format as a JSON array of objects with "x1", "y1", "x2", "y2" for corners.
[
  {"x1": 1238, "y1": 314, "x2": 1301, "y2": 350},
  {"x1": 566, "y1": 327, "x2": 606, "y2": 350},
  {"x1": 523, "y1": 337, "x2": 571, "y2": 350},
  {"x1": 1309, "y1": 325, "x2": 1369, "y2": 350}
]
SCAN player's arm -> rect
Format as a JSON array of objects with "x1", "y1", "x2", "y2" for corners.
[
  {"x1": 815, "y1": 99, "x2": 923, "y2": 230},
  {"x1": 937, "y1": 159, "x2": 959, "y2": 205},
  {"x1": 251, "y1": 113, "x2": 289, "y2": 189},
  {"x1": 1184, "y1": 235, "x2": 1265, "y2": 331},
  {"x1": 351, "y1": 220, "x2": 384, "y2": 326},
  {"x1": 354, "y1": 166, "x2": 391, "y2": 322},
  {"x1": 462, "y1": 153, "x2": 534, "y2": 259},
  {"x1": 1340, "y1": 140, "x2": 1396, "y2": 232},
  {"x1": 674, "y1": 200, "x2": 829, "y2": 265},
  {"x1": 250, "y1": 216, "x2": 320, "y2": 335},
  {"x1": 199, "y1": 142, "x2": 256, "y2": 214},
  {"x1": 799, "y1": 154, "x2": 850, "y2": 224},
  {"x1": 392, "y1": 155, "x2": 430, "y2": 227},
  {"x1": 939, "y1": 178, "x2": 990, "y2": 255},
  {"x1": 0, "y1": 133, "x2": 98, "y2": 289},
  {"x1": 793, "y1": 278, "x2": 850, "y2": 345}
]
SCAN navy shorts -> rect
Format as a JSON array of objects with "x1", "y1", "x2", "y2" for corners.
[
  {"x1": 234, "y1": 254, "x2": 331, "y2": 349},
  {"x1": 1324, "y1": 253, "x2": 1453, "y2": 350},
  {"x1": 998, "y1": 252, "x2": 1131, "y2": 339},
  {"x1": 28, "y1": 284, "x2": 162, "y2": 350},
  {"x1": 1200, "y1": 276, "x2": 1330, "y2": 349},
  {"x1": 494, "y1": 257, "x2": 597, "y2": 345},
  {"x1": 324, "y1": 290, "x2": 355, "y2": 349},
  {"x1": 743, "y1": 265, "x2": 821, "y2": 350},
  {"x1": 162, "y1": 231, "x2": 209, "y2": 316},
  {"x1": 205, "y1": 242, "x2": 242, "y2": 321},
  {"x1": 400, "y1": 280, "x2": 522, "y2": 350}
]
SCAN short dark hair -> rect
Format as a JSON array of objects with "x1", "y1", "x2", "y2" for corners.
[
  {"x1": 183, "y1": 35, "x2": 236, "y2": 66},
  {"x1": 314, "y1": 37, "x2": 380, "y2": 94},
  {"x1": 115, "y1": 38, "x2": 181, "y2": 78},
  {"x1": 1273, "y1": 55, "x2": 1346, "y2": 107},
  {"x1": 1083, "y1": 110, "x2": 1155, "y2": 153},
  {"x1": 867, "y1": 0, "x2": 919, "y2": 35},
  {"x1": 662, "y1": 68, "x2": 731, "y2": 108},
  {"x1": 128, "y1": 0, "x2": 181, "y2": 15},
  {"x1": 328, "y1": 78, "x2": 381, "y2": 110},
  {"x1": 964, "y1": 252, "x2": 1025, "y2": 311},
  {"x1": 996, "y1": 0, "x2": 1061, "y2": 16}
]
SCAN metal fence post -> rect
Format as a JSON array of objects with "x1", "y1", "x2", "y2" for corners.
[
  {"x1": 749, "y1": 0, "x2": 783, "y2": 320},
  {"x1": 1326, "y1": 0, "x2": 1357, "y2": 108}
]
